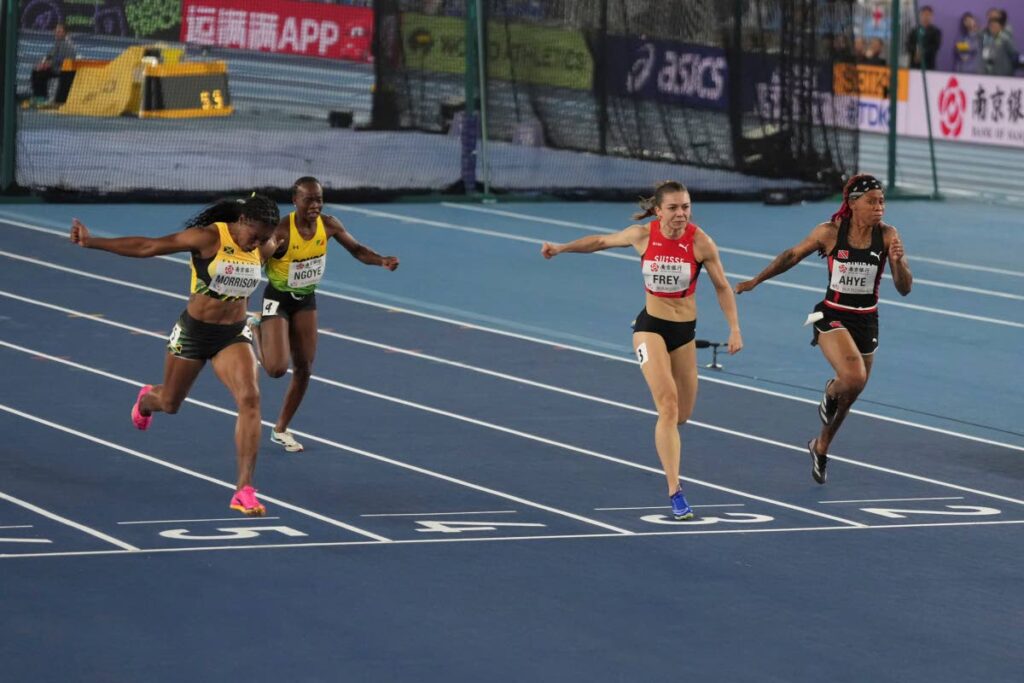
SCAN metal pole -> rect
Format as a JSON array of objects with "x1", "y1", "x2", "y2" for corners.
[
  {"x1": 886, "y1": 0, "x2": 901, "y2": 190},
  {"x1": 474, "y1": 0, "x2": 491, "y2": 198},
  {"x1": 1, "y1": 0, "x2": 20, "y2": 191},
  {"x1": 912, "y1": 0, "x2": 941, "y2": 199}
]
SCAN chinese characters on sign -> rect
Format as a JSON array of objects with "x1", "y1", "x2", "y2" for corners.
[{"x1": 181, "y1": 0, "x2": 372, "y2": 62}]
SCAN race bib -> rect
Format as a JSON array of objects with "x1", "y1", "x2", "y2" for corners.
[
  {"x1": 829, "y1": 261, "x2": 877, "y2": 295},
  {"x1": 209, "y1": 260, "x2": 261, "y2": 298},
  {"x1": 287, "y1": 255, "x2": 326, "y2": 289},
  {"x1": 642, "y1": 259, "x2": 690, "y2": 294}
]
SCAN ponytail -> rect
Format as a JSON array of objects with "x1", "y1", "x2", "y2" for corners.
[
  {"x1": 632, "y1": 180, "x2": 688, "y2": 221},
  {"x1": 184, "y1": 193, "x2": 280, "y2": 229}
]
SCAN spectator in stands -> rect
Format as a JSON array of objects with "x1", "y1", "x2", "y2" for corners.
[
  {"x1": 981, "y1": 11, "x2": 1020, "y2": 76},
  {"x1": 987, "y1": 8, "x2": 1013, "y2": 38},
  {"x1": 30, "y1": 23, "x2": 76, "y2": 105},
  {"x1": 833, "y1": 34, "x2": 856, "y2": 61},
  {"x1": 906, "y1": 5, "x2": 941, "y2": 70},
  {"x1": 863, "y1": 37, "x2": 887, "y2": 65},
  {"x1": 953, "y1": 12, "x2": 983, "y2": 73}
]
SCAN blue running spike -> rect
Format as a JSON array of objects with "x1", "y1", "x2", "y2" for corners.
[{"x1": 670, "y1": 489, "x2": 694, "y2": 521}]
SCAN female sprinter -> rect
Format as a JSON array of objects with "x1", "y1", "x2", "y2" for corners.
[
  {"x1": 250, "y1": 176, "x2": 399, "y2": 452},
  {"x1": 735, "y1": 174, "x2": 912, "y2": 484},
  {"x1": 541, "y1": 181, "x2": 743, "y2": 520},
  {"x1": 69, "y1": 194, "x2": 280, "y2": 515}
]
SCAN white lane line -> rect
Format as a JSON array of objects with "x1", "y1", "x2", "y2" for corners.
[
  {"x1": 300, "y1": 372, "x2": 867, "y2": 528},
  {"x1": 313, "y1": 319, "x2": 1024, "y2": 456},
  {"x1": 819, "y1": 496, "x2": 964, "y2": 505},
  {"x1": 19, "y1": 220, "x2": 1019, "y2": 331},
  {"x1": 0, "y1": 342, "x2": 631, "y2": 536},
  {"x1": 5, "y1": 518, "x2": 1024, "y2": 559},
  {"x1": 118, "y1": 517, "x2": 282, "y2": 525},
  {"x1": 0, "y1": 525, "x2": 34, "y2": 529},
  {"x1": 8, "y1": 296, "x2": 1024, "y2": 516},
  {"x1": 0, "y1": 404, "x2": 391, "y2": 543},
  {"x1": 0, "y1": 489, "x2": 138, "y2": 550},
  {"x1": 323, "y1": 206, "x2": 1024, "y2": 326},
  {"x1": 0, "y1": 538, "x2": 52, "y2": 544},
  {"x1": 361, "y1": 510, "x2": 517, "y2": 517},
  {"x1": 8, "y1": 297, "x2": 1024, "y2": 516},
  {"x1": 438, "y1": 202, "x2": 1024, "y2": 280},
  {"x1": 1, "y1": 251, "x2": 1021, "y2": 449},
  {"x1": 438, "y1": 203, "x2": 1024, "y2": 300},
  {"x1": 594, "y1": 504, "x2": 746, "y2": 511},
  {"x1": 9, "y1": 209, "x2": 1024, "y2": 281}
]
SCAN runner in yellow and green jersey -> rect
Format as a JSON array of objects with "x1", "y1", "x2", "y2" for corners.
[{"x1": 251, "y1": 176, "x2": 399, "y2": 452}]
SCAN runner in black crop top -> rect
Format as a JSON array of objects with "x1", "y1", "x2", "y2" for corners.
[{"x1": 734, "y1": 174, "x2": 913, "y2": 485}]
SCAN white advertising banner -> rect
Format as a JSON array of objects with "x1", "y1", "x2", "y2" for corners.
[
  {"x1": 906, "y1": 71, "x2": 1024, "y2": 149},
  {"x1": 841, "y1": 64, "x2": 1024, "y2": 149}
]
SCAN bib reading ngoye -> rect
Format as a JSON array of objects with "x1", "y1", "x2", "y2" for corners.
[
  {"x1": 829, "y1": 261, "x2": 877, "y2": 295},
  {"x1": 287, "y1": 255, "x2": 326, "y2": 289},
  {"x1": 210, "y1": 260, "x2": 262, "y2": 298},
  {"x1": 642, "y1": 259, "x2": 690, "y2": 294}
]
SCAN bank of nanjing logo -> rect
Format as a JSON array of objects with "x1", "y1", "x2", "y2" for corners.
[{"x1": 938, "y1": 77, "x2": 966, "y2": 137}]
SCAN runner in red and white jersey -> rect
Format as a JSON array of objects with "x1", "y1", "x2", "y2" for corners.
[
  {"x1": 735, "y1": 174, "x2": 913, "y2": 484},
  {"x1": 541, "y1": 181, "x2": 743, "y2": 521}
]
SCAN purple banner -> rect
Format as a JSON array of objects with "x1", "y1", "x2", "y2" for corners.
[{"x1": 606, "y1": 35, "x2": 729, "y2": 110}]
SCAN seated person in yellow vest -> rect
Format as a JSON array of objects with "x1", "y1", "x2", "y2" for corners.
[
  {"x1": 69, "y1": 195, "x2": 280, "y2": 516},
  {"x1": 30, "y1": 23, "x2": 76, "y2": 104},
  {"x1": 250, "y1": 177, "x2": 399, "y2": 452}
]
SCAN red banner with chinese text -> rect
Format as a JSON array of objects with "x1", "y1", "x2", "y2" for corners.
[{"x1": 180, "y1": 0, "x2": 373, "y2": 63}]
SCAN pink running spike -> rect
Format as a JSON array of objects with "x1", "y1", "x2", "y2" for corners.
[
  {"x1": 130, "y1": 385, "x2": 154, "y2": 430},
  {"x1": 229, "y1": 486, "x2": 266, "y2": 516}
]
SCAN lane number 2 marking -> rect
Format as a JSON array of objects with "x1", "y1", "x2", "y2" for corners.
[{"x1": 861, "y1": 505, "x2": 1001, "y2": 520}]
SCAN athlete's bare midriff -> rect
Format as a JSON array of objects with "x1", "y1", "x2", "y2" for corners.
[
  {"x1": 644, "y1": 292, "x2": 696, "y2": 323},
  {"x1": 186, "y1": 294, "x2": 247, "y2": 325}
]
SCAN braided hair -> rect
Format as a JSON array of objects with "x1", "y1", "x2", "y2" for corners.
[
  {"x1": 830, "y1": 174, "x2": 883, "y2": 224},
  {"x1": 184, "y1": 193, "x2": 280, "y2": 230},
  {"x1": 632, "y1": 180, "x2": 688, "y2": 221}
]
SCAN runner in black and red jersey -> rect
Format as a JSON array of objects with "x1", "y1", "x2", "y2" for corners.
[
  {"x1": 542, "y1": 181, "x2": 743, "y2": 520},
  {"x1": 735, "y1": 174, "x2": 913, "y2": 484}
]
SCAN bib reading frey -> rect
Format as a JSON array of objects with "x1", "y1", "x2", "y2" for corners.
[
  {"x1": 642, "y1": 257, "x2": 691, "y2": 295},
  {"x1": 287, "y1": 255, "x2": 326, "y2": 289},
  {"x1": 209, "y1": 260, "x2": 262, "y2": 298},
  {"x1": 828, "y1": 260, "x2": 878, "y2": 295}
]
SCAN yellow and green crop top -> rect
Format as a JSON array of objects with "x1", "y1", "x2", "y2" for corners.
[
  {"x1": 266, "y1": 212, "x2": 327, "y2": 296},
  {"x1": 189, "y1": 222, "x2": 262, "y2": 301}
]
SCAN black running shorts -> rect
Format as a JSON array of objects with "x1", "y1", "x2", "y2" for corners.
[
  {"x1": 167, "y1": 310, "x2": 252, "y2": 361},
  {"x1": 632, "y1": 308, "x2": 697, "y2": 352},
  {"x1": 259, "y1": 282, "x2": 317, "y2": 320},
  {"x1": 810, "y1": 301, "x2": 879, "y2": 355}
]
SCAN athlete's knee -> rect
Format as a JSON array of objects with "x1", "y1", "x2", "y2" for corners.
[
  {"x1": 291, "y1": 361, "x2": 313, "y2": 382},
  {"x1": 235, "y1": 385, "x2": 260, "y2": 413},
  {"x1": 676, "y1": 406, "x2": 693, "y2": 425},
  {"x1": 838, "y1": 368, "x2": 868, "y2": 396},
  {"x1": 653, "y1": 392, "x2": 679, "y2": 420},
  {"x1": 264, "y1": 360, "x2": 289, "y2": 379}
]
